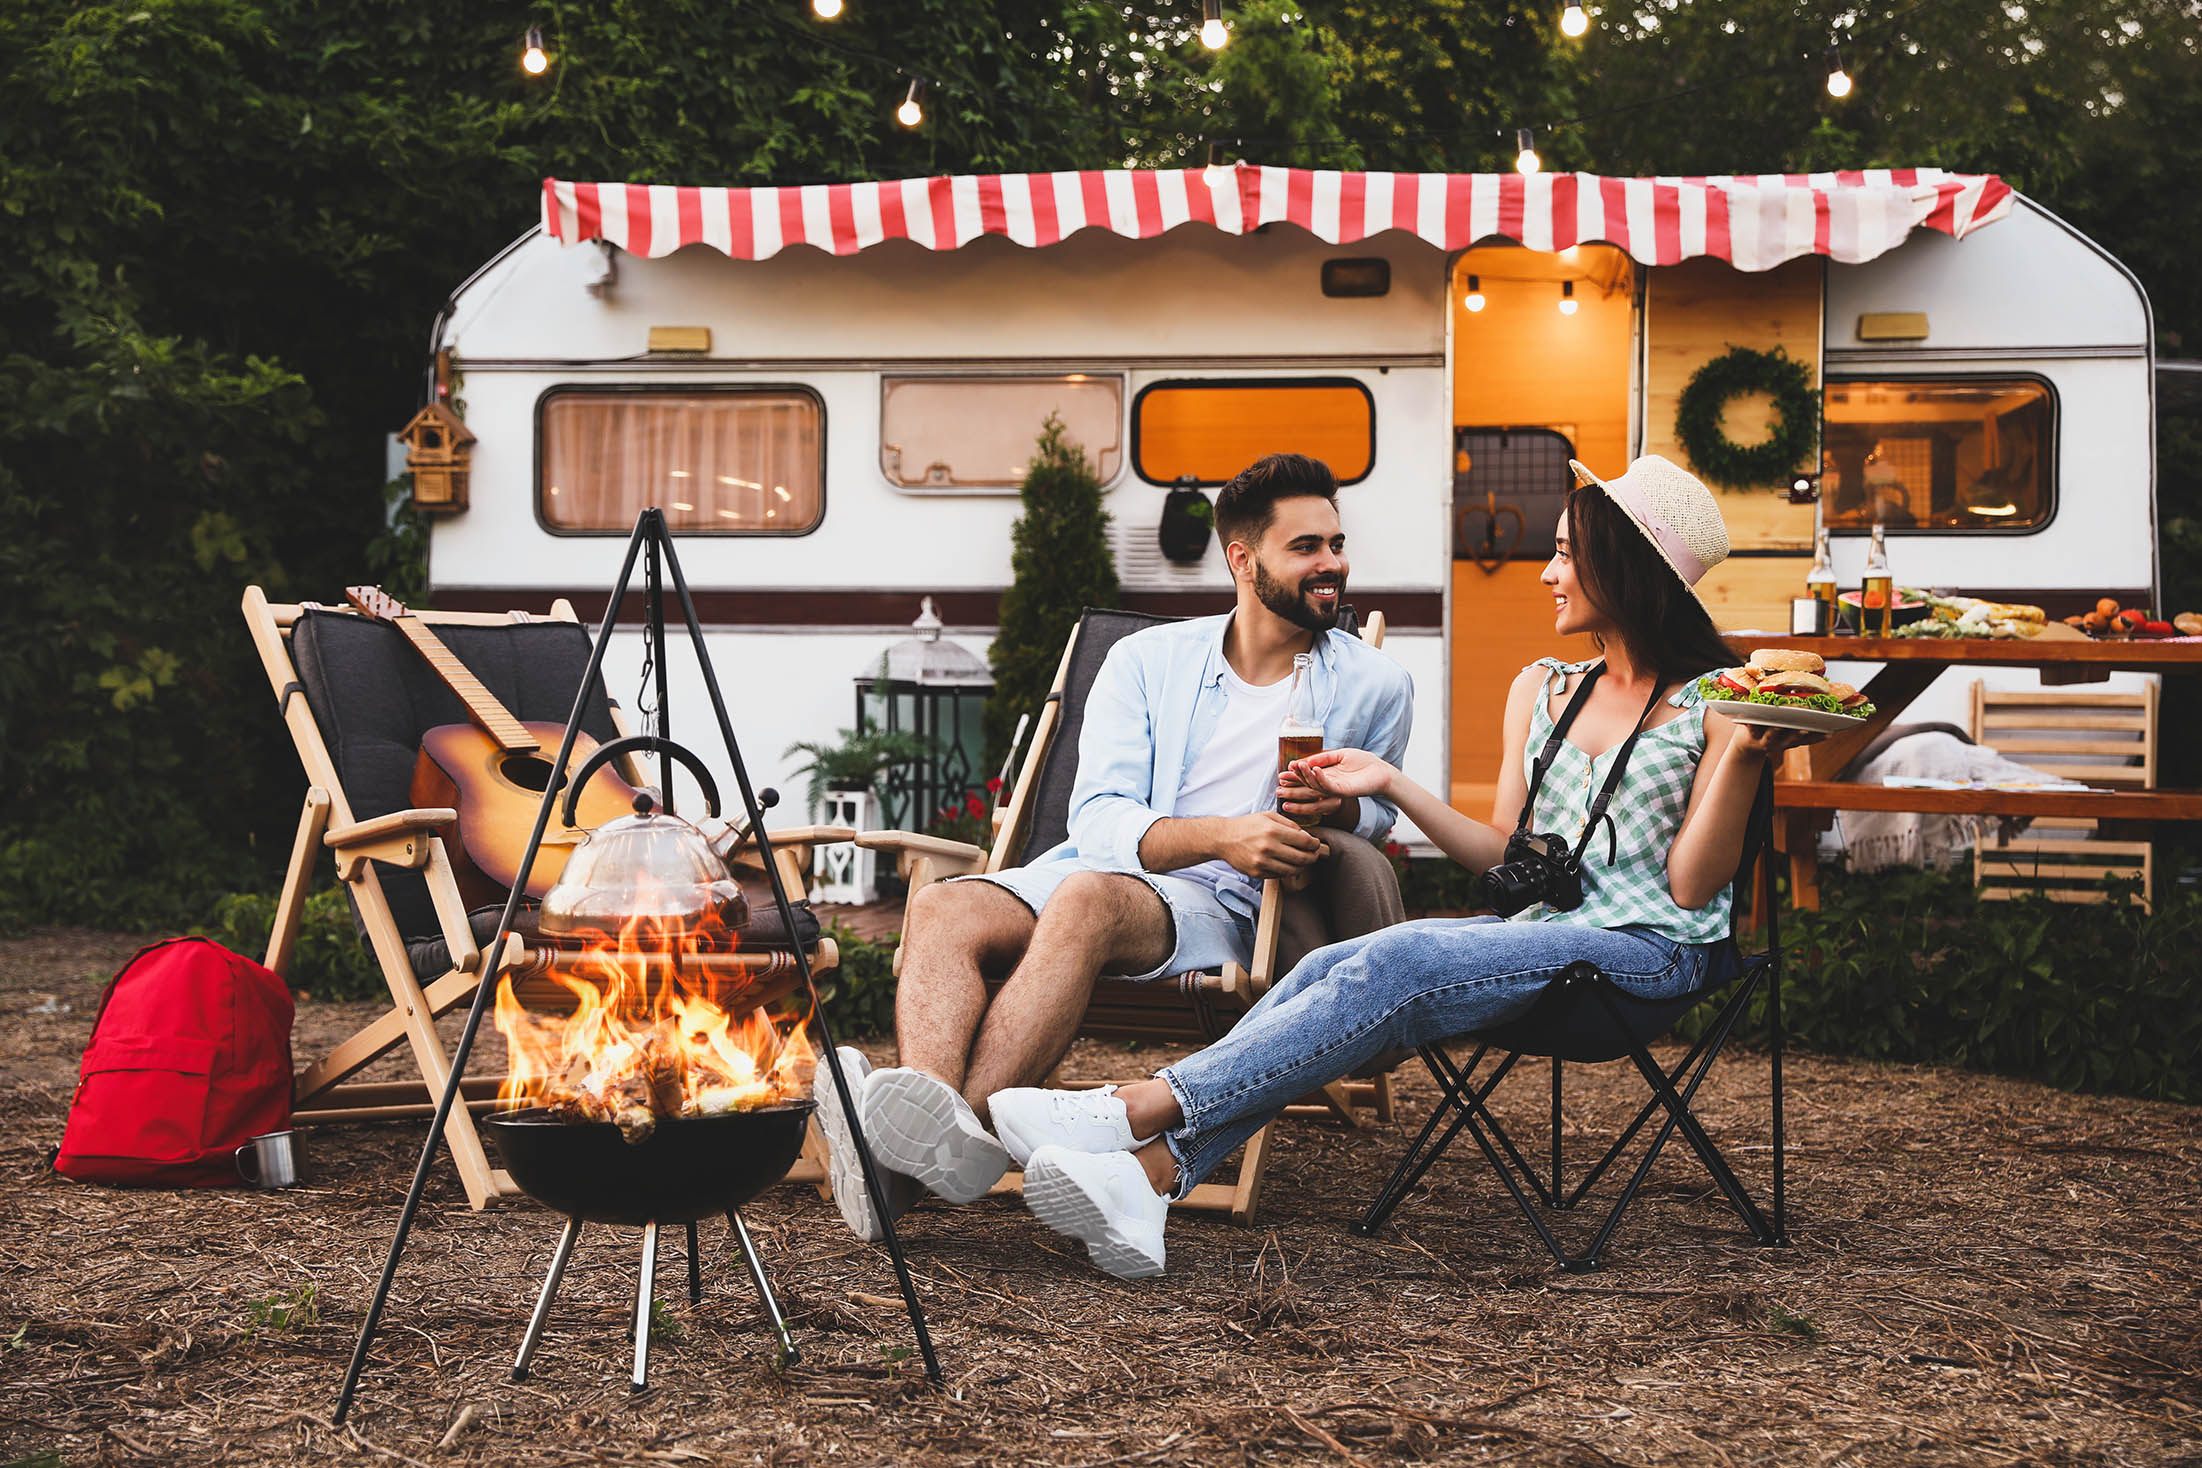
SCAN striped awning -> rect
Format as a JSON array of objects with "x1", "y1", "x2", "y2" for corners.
[{"x1": 541, "y1": 165, "x2": 2012, "y2": 274}]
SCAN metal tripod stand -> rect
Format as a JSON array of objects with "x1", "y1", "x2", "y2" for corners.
[{"x1": 334, "y1": 507, "x2": 941, "y2": 1422}]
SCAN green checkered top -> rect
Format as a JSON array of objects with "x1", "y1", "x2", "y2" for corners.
[{"x1": 1508, "y1": 658, "x2": 1731, "y2": 945}]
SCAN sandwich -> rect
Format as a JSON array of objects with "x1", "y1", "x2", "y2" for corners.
[{"x1": 1698, "y1": 649, "x2": 1876, "y2": 719}]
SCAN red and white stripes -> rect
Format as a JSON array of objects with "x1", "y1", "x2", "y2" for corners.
[{"x1": 542, "y1": 164, "x2": 2011, "y2": 273}]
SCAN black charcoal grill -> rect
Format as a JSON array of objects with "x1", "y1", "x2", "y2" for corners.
[{"x1": 485, "y1": 1103, "x2": 814, "y2": 1388}]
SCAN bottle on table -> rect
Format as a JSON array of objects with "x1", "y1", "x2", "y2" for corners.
[
  {"x1": 1860, "y1": 523, "x2": 1894, "y2": 639},
  {"x1": 1276, "y1": 652, "x2": 1323, "y2": 828},
  {"x1": 1807, "y1": 528, "x2": 1840, "y2": 633}
]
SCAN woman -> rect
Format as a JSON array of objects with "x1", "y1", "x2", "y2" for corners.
[{"x1": 986, "y1": 454, "x2": 1817, "y2": 1278}]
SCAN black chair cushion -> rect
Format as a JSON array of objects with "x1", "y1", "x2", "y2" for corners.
[
  {"x1": 290, "y1": 610, "x2": 624, "y2": 949},
  {"x1": 1020, "y1": 608, "x2": 1175, "y2": 861}
]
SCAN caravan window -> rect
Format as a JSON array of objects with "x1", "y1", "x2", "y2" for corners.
[
  {"x1": 537, "y1": 388, "x2": 824, "y2": 535},
  {"x1": 1821, "y1": 377, "x2": 2054, "y2": 532},
  {"x1": 880, "y1": 376, "x2": 1122, "y2": 488},
  {"x1": 1133, "y1": 379, "x2": 1375, "y2": 486}
]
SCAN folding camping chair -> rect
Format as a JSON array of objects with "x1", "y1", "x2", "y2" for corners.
[
  {"x1": 1353, "y1": 769, "x2": 1786, "y2": 1271},
  {"x1": 854, "y1": 607, "x2": 1400, "y2": 1224},
  {"x1": 241, "y1": 587, "x2": 848, "y2": 1209}
]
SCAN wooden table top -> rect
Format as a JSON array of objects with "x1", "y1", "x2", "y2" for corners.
[
  {"x1": 1771, "y1": 782, "x2": 2202, "y2": 819},
  {"x1": 1724, "y1": 634, "x2": 2202, "y2": 672}
]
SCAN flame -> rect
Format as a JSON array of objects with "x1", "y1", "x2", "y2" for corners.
[{"x1": 494, "y1": 885, "x2": 813, "y2": 1143}]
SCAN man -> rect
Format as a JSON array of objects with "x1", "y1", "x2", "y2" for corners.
[{"x1": 816, "y1": 452, "x2": 1415, "y2": 1239}]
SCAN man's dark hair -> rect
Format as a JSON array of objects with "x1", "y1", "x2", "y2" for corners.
[{"x1": 1213, "y1": 453, "x2": 1339, "y2": 550}]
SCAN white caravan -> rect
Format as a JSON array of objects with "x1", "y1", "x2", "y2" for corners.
[{"x1": 417, "y1": 167, "x2": 2155, "y2": 838}]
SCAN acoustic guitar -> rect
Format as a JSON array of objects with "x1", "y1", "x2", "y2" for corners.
[{"x1": 343, "y1": 587, "x2": 643, "y2": 910}]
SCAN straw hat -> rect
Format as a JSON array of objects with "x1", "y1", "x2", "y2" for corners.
[{"x1": 1568, "y1": 454, "x2": 1730, "y2": 593}]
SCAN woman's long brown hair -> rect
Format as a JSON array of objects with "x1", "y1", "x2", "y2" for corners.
[{"x1": 1565, "y1": 484, "x2": 1737, "y2": 685}]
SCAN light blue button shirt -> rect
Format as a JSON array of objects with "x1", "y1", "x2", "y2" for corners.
[{"x1": 1029, "y1": 613, "x2": 1416, "y2": 922}]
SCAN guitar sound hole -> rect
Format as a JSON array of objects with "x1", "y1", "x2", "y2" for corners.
[{"x1": 500, "y1": 755, "x2": 560, "y2": 793}]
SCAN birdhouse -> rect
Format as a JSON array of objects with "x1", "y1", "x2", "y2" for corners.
[{"x1": 397, "y1": 402, "x2": 477, "y2": 513}]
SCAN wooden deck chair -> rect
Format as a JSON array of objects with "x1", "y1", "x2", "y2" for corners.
[
  {"x1": 855, "y1": 607, "x2": 1400, "y2": 1224},
  {"x1": 241, "y1": 588, "x2": 846, "y2": 1208},
  {"x1": 1971, "y1": 682, "x2": 2157, "y2": 910}
]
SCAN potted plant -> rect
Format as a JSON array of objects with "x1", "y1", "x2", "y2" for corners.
[
  {"x1": 1158, "y1": 475, "x2": 1215, "y2": 564},
  {"x1": 782, "y1": 728, "x2": 938, "y2": 903}
]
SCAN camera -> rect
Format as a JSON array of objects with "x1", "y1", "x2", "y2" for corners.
[{"x1": 1479, "y1": 830, "x2": 1584, "y2": 917}]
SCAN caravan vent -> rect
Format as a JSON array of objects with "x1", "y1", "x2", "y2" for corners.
[{"x1": 1112, "y1": 510, "x2": 1226, "y2": 590}]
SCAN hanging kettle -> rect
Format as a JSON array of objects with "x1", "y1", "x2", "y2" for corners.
[{"x1": 537, "y1": 736, "x2": 751, "y2": 946}]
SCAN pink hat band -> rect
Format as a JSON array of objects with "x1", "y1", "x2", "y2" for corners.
[{"x1": 1602, "y1": 477, "x2": 1709, "y2": 586}]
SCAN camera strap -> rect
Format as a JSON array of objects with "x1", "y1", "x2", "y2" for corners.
[{"x1": 1514, "y1": 662, "x2": 1670, "y2": 864}]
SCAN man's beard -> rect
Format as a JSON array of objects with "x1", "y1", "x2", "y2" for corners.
[{"x1": 1252, "y1": 556, "x2": 1345, "y2": 632}]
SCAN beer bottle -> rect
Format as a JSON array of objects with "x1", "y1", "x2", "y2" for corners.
[
  {"x1": 1277, "y1": 653, "x2": 1323, "y2": 828},
  {"x1": 1860, "y1": 524, "x2": 1894, "y2": 639},
  {"x1": 1807, "y1": 528, "x2": 1839, "y2": 633}
]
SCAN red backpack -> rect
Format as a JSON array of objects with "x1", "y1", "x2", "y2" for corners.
[{"x1": 54, "y1": 937, "x2": 296, "y2": 1187}]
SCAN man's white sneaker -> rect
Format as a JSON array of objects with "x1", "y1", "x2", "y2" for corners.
[
  {"x1": 1021, "y1": 1145, "x2": 1169, "y2": 1280},
  {"x1": 861, "y1": 1067, "x2": 1011, "y2": 1205},
  {"x1": 988, "y1": 1085, "x2": 1154, "y2": 1167},
  {"x1": 812, "y1": 1047, "x2": 912, "y2": 1242}
]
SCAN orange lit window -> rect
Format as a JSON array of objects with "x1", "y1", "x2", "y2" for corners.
[
  {"x1": 538, "y1": 388, "x2": 823, "y2": 534},
  {"x1": 1821, "y1": 377, "x2": 2054, "y2": 532},
  {"x1": 1133, "y1": 379, "x2": 1375, "y2": 486}
]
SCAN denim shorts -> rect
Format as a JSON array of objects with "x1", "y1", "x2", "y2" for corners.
[{"x1": 956, "y1": 857, "x2": 1254, "y2": 981}]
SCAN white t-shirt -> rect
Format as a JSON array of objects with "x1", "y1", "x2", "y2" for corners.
[{"x1": 1168, "y1": 663, "x2": 1293, "y2": 891}]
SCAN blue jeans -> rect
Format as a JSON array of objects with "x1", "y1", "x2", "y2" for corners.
[{"x1": 1156, "y1": 916, "x2": 1713, "y2": 1196}]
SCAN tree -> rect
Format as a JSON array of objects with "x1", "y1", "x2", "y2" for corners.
[{"x1": 984, "y1": 417, "x2": 1119, "y2": 773}]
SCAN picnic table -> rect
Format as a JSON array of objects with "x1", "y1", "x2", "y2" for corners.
[{"x1": 1720, "y1": 634, "x2": 2202, "y2": 908}]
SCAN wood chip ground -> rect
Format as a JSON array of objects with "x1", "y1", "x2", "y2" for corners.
[{"x1": 2, "y1": 928, "x2": 2196, "y2": 1466}]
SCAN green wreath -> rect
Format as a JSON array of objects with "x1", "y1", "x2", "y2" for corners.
[{"x1": 1674, "y1": 346, "x2": 1820, "y2": 491}]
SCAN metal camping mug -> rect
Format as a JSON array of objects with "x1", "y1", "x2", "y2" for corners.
[
  {"x1": 1791, "y1": 596, "x2": 1831, "y2": 635},
  {"x1": 236, "y1": 1130, "x2": 301, "y2": 1188}
]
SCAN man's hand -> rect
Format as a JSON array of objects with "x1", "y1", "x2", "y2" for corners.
[
  {"x1": 1216, "y1": 811, "x2": 1325, "y2": 879},
  {"x1": 1275, "y1": 769, "x2": 1343, "y2": 826}
]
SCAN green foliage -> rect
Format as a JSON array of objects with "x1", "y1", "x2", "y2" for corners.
[
  {"x1": 815, "y1": 923, "x2": 897, "y2": 1040},
  {"x1": 1708, "y1": 865, "x2": 2202, "y2": 1102},
  {"x1": 984, "y1": 415, "x2": 1118, "y2": 771},
  {"x1": 922, "y1": 783, "x2": 1000, "y2": 855},
  {"x1": 782, "y1": 728, "x2": 938, "y2": 817},
  {"x1": 243, "y1": 1284, "x2": 319, "y2": 1334},
  {"x1": 197, "y1": 886, "x2": 383, "y2": 1000}
]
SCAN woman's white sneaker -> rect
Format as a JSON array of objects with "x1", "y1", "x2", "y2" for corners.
[
  {"x1": 861, "y1": 1067, "x2": 1011, "y2": 1204},
  {"x1": 1022, "y1": 1145, "x2": 1168, "y2": 1279},
  {"x1": 988, "y1": 1085, "x2": 1153, "y2": 1167},
  {"x1": 813, "y1": 1047, "x2": 913, "y2": 1242}
]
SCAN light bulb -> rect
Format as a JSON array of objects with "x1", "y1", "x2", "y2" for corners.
[
  {"x1": 1558, "y1": 281, "x2": 1578, "y2": 316},
  {"x1": 1203, "y1": 141, "x2": 1232, "y2": 188},
  {"x1": 897, "y1": 78, "x2": 924, "y2": 127},
  {"x1": 1515, "y1": 128, "x2": 1540, "y2": 176},
  {"x1": 521, "y1": 27, "x2": 549, "y2": 75},
  {"x1": 1200, "y1": 0, "x2": 1228, "y2": 48},
  {"x1": 812, "y1": 0, "x2": 843, "y2": 15},
  {"x1": 1464, "y1": 275, "x2": 1486, "y2": 312},
  {"x1": 1825, "y1": 46, "x2": 1852, "y2": 98},
  {"x1": 1560, "y1": 3, "x2": 1589, "y2": 37}
]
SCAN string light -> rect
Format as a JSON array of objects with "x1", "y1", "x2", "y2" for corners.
[
  {"x1": 1514, "y1": 128, "x2": 1541, "y2": 175},
  {"x1": 1825, "y1": 44, "x2": 1852, "y2": 98},
  {"x1": 1560, "y1": 4, "x2": 1589, "y2": 38},
  {"x1": 1200, "y1": 0, "x2": 1228, "y2": 50},
  {"x1": 811, "y1": 0, "x2": 843, "y2": 16},
  {"x1": 897, "y1": 77, "x2": 925, "y2": 127},
  {"x1": 1203, "y1": 140, "x2": 1233, "y2": 188},
  {"x1": 520, "y1": 27, "x2": 548, "y2": 75},
  {"x1": 1558, "y1": 280, "x2": 1578, "y2": 316},
  {"x1": 1464, "y1": 275, "x2": 1486, "y2": 312}
]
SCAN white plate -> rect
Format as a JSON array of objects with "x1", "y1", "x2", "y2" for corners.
[{"x1": 1704, "y1": 701, "x2": 1868, "y2": 734}]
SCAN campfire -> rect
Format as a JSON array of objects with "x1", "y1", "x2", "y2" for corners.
[{"x1": 494, "y1": 896, "x2": 814, "y2": 1145}]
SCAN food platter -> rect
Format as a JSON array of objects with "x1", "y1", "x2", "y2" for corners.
[{"x1": 1703, "y1": 701, "x2": 1864, "y2": 734}]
